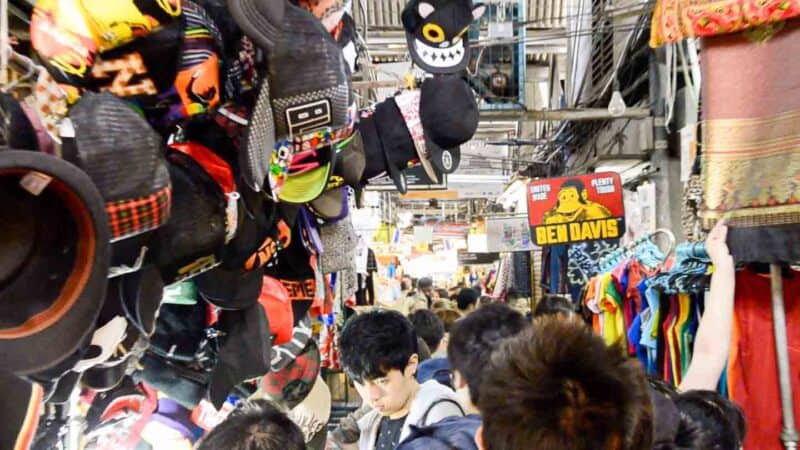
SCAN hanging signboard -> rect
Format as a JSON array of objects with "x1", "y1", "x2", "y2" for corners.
[
  {"x1": 367, "y1": 166, "x2": 447, "y2": 191},
  {"x1": 457, "y1": 251, "x2": 500, "y2": 265},
  {"x1": 527, "y1": 172, "x2": 626, "y2": 246},
  {"x1": 485, "y1": 216, "x2": 536, "y2": 252}
]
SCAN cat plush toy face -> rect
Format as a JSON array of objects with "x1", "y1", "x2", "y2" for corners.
[{"x1": 401, "y1": 0, "x2": 485, "y2": 74}]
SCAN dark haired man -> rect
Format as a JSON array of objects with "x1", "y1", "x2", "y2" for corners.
[
  {"x1": 397, "y1": 303, "x2": 528, "y2": 450},
  {"x1": 448, "y1": 303, "x2": 528, "y2": 414},
  {"x1": 409, "y1": 310, "x2": 449, "y2": 386},
  {"x1": 417, "y1": 277, "x2": 434, "y2": 308},
  {"x1": 456, "y1": 288, "x2": 479, "y2": 313},
  {"x1": 477, "y1": 317, "x2": 653, "y2": 450},
  {"x1": 196, "y1": 399, "x2": 305, "y2": 450},
  {"x1": 543, "y1": 179, "x2": 612, "y2": 225},
  {"x1": 339, "y1": 310, "x2": 463, "y2": 450},
  {"x1": 533, "y1": 294, "x2": 577, "y2": 318}
]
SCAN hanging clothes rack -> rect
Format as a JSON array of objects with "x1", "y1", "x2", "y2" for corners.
[{"x1": 597, "y1": 228, "x2": 676, "y2": 273}]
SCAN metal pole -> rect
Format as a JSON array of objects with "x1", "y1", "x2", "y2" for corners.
[{"x1": 771, "y1": 264, "x2": 799, "y2": 450}]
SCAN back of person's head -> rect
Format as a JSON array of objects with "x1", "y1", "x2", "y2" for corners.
[
  {"x1": 478, "y1": 296, "x2": 493, "y2": 307},
  {"x1": 409, "y1": 310, "x2": 446, "y2": 352},
  {"x1": 456, "y1": 288, "x2": 480, "y2": 311},
  {"x1": 436, "y1": 288, "x2": 449, "y2": 300},
  {"x1": 477, "y1": 317, "x2": 653, "y2": 450},
  {"x1": 339, "y1": 310, "x2": 417, "y2": 383},
  {"x1": 418, "y1": 277, "x2": 433, "y2": 290},
  {"x1": 448, "y1": 303, "x2": 527, "y2": 406},
  {"x1": 435, "y1": 308, "x2": 463, "y2": 333},
  {"x1": 196, "y1": 399, "x2": 305, "y2": 450},
  {"x1": 675, "y1": 390, "x2": 747, "y2": 450},
  {"x1": 534, "y1": 295, "x2": 577, "y2": 318}
]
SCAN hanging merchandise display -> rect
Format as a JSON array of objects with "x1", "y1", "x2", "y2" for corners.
[{"x1": 699, "y1": 22, "x2": 800, "y2": 263}]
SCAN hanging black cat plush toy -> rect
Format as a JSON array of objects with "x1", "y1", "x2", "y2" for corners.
[{"x1": 402, "y1": 0, "x2": 486, "y2": 74}]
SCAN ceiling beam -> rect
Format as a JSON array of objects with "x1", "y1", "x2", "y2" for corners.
[{"x1": 479, "y1": 107, "x2": 651, "y2": 122}]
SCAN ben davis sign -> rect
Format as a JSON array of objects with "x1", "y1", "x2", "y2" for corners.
[{"x1": 527, "y1": 172, "x2": 625, "y2": 246}]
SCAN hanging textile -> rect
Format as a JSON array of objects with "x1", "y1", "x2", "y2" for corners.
[
  {"x1": 728, "y1": 269, "x2": 800, "y2": 450},
  {"x1": 700, "y1": 22, "x2": 800, "y2": 263},
  {"x1": 512, "y1": 252, "x2": 532, "y2": 298},
  {"x1": 649, "y1": 0, "x2": 800, "y2": 47}
]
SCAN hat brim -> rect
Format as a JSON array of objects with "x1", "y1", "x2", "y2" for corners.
[
  {"x1": 227, "y1": 0, "x2": 285, "y2": 51},
  {"x1": 263, "y1": 339, "x2": 321, "y2": 408},
  {"x1": 381, "y1": 143, "x2": 408, "y2": 194},
  {"x1": 0, "y1": 150, "x2": 110, "y2": 375},
  {"x1": 427, "y1": 139, "x2": 461, "y2": 174},
  {"x1": 278, "y1": 153, "x2": 335, "y2": 204},
  {"x1": 195, "y1": 266, "x2": 264, "y2": 310},
  {"x1": 308, "y1": 187, "x2": 349, "y2": 222},
  {"x1": 290, "y1": 374, "x2": 332, "y2": 436}
]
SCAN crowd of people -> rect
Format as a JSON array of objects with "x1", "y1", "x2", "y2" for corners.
[{"x1": 193, "y1": 222, "x2": 745, "y2": 450}]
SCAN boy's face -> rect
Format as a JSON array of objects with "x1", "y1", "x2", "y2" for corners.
[{"x1": 353, "y1": 356, "x2": 419, "y2": 419}]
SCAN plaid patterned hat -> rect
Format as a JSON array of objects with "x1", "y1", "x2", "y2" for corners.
[
  {"x1": 65, "y1": 92, "x2": 171, "y2": 276},
  {"x1": 262, "y1": 338, "x2": 321, "y2": 409}
]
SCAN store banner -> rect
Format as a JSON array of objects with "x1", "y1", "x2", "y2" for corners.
[
  {"x1": 485, "y1": 217, "x2": 536, "y2": 252},
  {"x1": 527, "y1": 172, "x2": 626, "y2": 246},
  {"x1": 367, "y1": 166, "x2": 447, "y2": 191},
  {"x1": 457, "y1": 251, "x2": 500, "y2": 265}
]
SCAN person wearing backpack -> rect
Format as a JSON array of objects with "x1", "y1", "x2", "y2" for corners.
[
  {"x1": 338, "y1": 310, "x2": 464, "y2": 450},
  {"x1": 396, "y1": 304, "x2": 529, "y2": 450}
]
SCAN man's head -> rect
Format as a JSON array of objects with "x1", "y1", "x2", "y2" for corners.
[
  {"x1": 477, "y1": 318, "x2": 653, "y2": 450},
  {"x1": 675, "y1": 390, "x2": 746, "y2": 450},
  {"x1": 339, "y1": 310, "x2": 420, "y2": 418},
  {"x1": 456, "y1": 288, "x2": 479, "y2": 312},
  {"x1": 418, "y1": 277, "x2": 434, "y2": 299},
  {"x1": 533, "y1": 294, "x2": 577, "y2": 319},
  {"x1": 196, "y1": 400, "x2": 305, "y2": 450},
  {"x1": 409, "y1": 310, "x2": 446, "y2": 354},
  {"x1": 556, "y1": 179, "x2": 588, "y2": 213},
  {"x1": 448, "y1": 303, "x2": 527, "y2": 413}
]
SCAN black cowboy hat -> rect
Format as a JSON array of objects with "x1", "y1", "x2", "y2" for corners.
[{"x1": 0, "y1": 150, "x2": 110, "y2": 375}]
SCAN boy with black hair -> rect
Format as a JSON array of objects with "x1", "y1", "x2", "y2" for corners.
[
  {"x1": 339, "y1": 310, "x2": 463, "y2": 450},
  {"x1": 408, "y1": 310, "x2": 445, "y2": 356},
  {"x1": 409, "y1": 310, "x2": 449, "y2": 386},
  {"x1": 196, "y1": 399, "x2": 305, "y2": 450},
  {"x1": 448, "y1": 303, "x2": 528, "y2": 414},
  {"x1": 533, "y1": 294, "x2": 577, "y2": 318},
  {"x1": 456, "y1": 288, "x2": 480, "y2": 313},
  {"x1": 476, "y1": 317, "x2": 653, "y2": 450}
]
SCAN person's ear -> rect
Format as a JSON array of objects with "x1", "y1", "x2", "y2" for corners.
[
  {"x1": 453, "y1": 370, "x2": 467, "y2": 389},
  {"x1": 475, "y1": 424, "x2": 486, "y2": 450},
  {"x1": 405, "y1": 354, "x2": 420, "y2": 377}
]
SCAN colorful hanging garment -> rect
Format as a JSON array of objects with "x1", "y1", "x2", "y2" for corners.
[
  {"x1": 727, "y1": 269, "x2": 800, "y2": 450},
  {"x1": 700, "y1": 22, "x2": 800, "y2": 263},
  {"x1": 649, "y1": 0, "x2": 800, "y2": 47}
]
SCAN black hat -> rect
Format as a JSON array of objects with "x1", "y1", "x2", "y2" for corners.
[
  {"x1": 195, "y1": 265, "x2": 265, "y2": 310},
  {"x1": 373, "y1": 99, "x2": 419, "y2": 193},
  {"x1": 152, "y1": 152, "x2": 228, "y2": 285},
  {"x1": 420, "y1": 75, "x2": 478, "y2": 173},
  {"x1": 402, "y1": 0, "x2": 486, "y2": 74},
  {"x1": 0, "y1": 150, "x2": 110, "y2": 375},
  {"x1": 0, "y1": 93, "x2": 38, "y2": 151},
  {"x1": 357, "y1": 112, "x2": 389, "y2": 182}
]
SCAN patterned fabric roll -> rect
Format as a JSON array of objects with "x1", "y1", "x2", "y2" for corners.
[{"x1": 700, "y1": 21, "x2": 800, "y2": 262}]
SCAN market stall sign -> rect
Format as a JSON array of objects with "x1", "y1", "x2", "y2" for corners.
[
  {"x1": 457, "y1": 251, "x2": 500, "y2": 265},
  {"x1": 527, "y1": 172, "x2": 626, "y2": 246}
]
